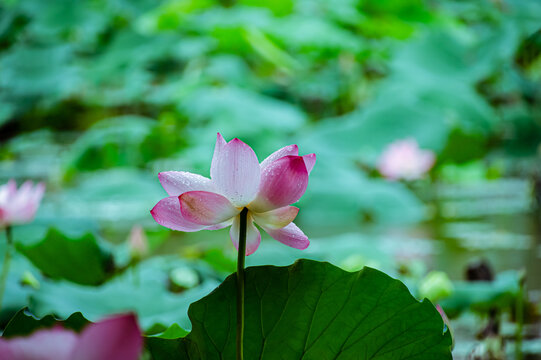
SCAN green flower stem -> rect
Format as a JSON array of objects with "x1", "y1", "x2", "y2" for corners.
[
  {"x1": 236, "y1": 207, "x2": 248, "y2": 360},
  {"x1": 0, "y1": 226, "x2": 13, "y2": 312}
]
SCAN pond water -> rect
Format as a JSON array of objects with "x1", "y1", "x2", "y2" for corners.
[{"x1": 424, "y1": 179, "x2": 540, "y2": 360}]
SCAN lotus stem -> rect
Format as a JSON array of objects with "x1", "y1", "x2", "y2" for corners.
[
  {"x1": 236, "y1": 207, "x2": 248, "y2": 360},
  {"x1": 0, "y1": 226, "x2": 13, "y2": 312}
]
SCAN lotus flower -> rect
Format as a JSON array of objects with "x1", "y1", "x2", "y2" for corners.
[
  {"x1": 128, "y1": 225, "x2": 149, "y2": 258},
  {"x1": 0, "y1": 180, "x2": 45, "y2": 228},
  {"x1": 151, "y1": 133, "x2": 315, "y2": 255},
  {"x1": 0, "y1": 314, "x2": 142, "y2": 360},
  {"x1": 378, "y1": 139, "x2": 435, "y2": 180}
]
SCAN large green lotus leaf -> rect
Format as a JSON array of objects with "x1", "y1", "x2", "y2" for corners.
[
  {"x1": 15, "y1": 228, "x2": 113, "y2": 286},
  {"x1": 148, "y1": 259, "x2": 452, "y2": 359}
]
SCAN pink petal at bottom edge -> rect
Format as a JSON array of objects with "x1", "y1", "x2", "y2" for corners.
[
  {"x1": 262, "y1": 222, "x2": 309, "y2": 250},
  {"x1": 72, "y1": 314, "x2": 142, "y2": 360},
  {"x1": 0, "y1": 327, "x2": 78, "y2": 360},
  {"x1": 230, "y1": 214, "x2": 261, "y2": 256}
]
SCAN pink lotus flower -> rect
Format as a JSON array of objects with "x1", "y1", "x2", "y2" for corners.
[
  {"x1": 128, "y1": 224, "x2": 149, "y2": 258},
  {"x1": 0, "y1": 314, "x2": 143, "y2": 360},
  {"x1": 151, "y1": 133, "x2": 315, "y2": 255},
  {"x1": 378, "y1": 139, "x2": 435, "y2": 180},
  {"x1": 0, "y1": 180, "x2": 45, "y2": 228}
]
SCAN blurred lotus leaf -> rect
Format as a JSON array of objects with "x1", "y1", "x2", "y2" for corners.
[
  {"x1": 15, "y1": 228, "x2": 113, "y2": 286},
  {"x1": 439, "y1": 270, "x2": 522, "y2": 317},
  {"x1": 29, "y1": 256, "x2": 221, "y2": 331},
  {"x1": 2, "y1": 308, "x2": 89, "y2": 338},
  {"x1": 64, "y1": 116, "x2": 186, "y2": 176},
  {"x1": 418, "y1": 271, "x2": 454, "y2": 303}
]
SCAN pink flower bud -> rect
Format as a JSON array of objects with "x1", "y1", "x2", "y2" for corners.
[{"x1": 128, "y1": 225, "x2": 149, "y2": 258}]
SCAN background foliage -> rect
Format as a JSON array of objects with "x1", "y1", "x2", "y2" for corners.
[{"x1": 1, "y1": 0, "x2": 541, "y2": 359}]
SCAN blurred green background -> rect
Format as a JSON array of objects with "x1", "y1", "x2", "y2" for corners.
[{"x1": 1, "y1": 0, "x2": 541, "y2": 358}]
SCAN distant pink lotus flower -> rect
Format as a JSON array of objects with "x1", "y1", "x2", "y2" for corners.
[
  {"x1": 378, "y1": 139, "x2": 435, "y2": 180},
  {"x1": 0, "y1": 180, "x2": 45, "y2": 228},
  {"x1": 0, "y1": 314, "x2": 143, "y2": 360},
  {"x1": 151, "y1": 133, "x2": 315, "y2": 255},
  {"x1": 128, "y1": 224, "x2": 149, "y2": 258}
]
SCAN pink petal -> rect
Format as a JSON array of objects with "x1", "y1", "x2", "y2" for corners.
[
  {"x1": 206, "y1": 219, "x2": 234, "y2": 230},
  {"x1": 302, "y1": 153, "x2": 316, "y2": 175},
  {"x1": 260, "y1": 144, "x2": 298, "y2": 170},
  {"x1": 210, "y1": 134, "x2": 260, "y2": 207},
  {"x1": 180, "y1": 191, "x2": 239, "y2": 226},
  {"x1": 158, "y1": 171, "x2": 214, "y2": 196},
  {"x1": 6, "y1": 179, "x2": 17, "y2": 199},
  {"x1": 72, "y1": 314, "x2": 142, "y2": 360},
  {"x1": 150, "y1": 196, "x2": 206, "y2": 232},
  {"x1": 0, "y1": 182, "x2": 10, "y2": 204},
  {"x1": 420, "y1": 152, "x2": 436, "y2": 172},
  {"x1": 230, "y1": 214, "x2": 261, "y2": 256},
  {"x1": 33, "y1": 182, "x2": 46, "y2": 203},
  {"x1": 0, "y1": 327, "x2": 78, "y2": 360},
  {"x1": 15, "y1": 182, "x2": 44, "y2": 222},
  {"x1": 250, "y1": 156, "x2": 309, "y2": 212},
  {"x1": 252, "y1": 206, "x2": 299, "y2": 230},
  {"x1": 262, "y1": 222, "x2": 309, "y2": 250},
  {"x1": 213, "y1": 132, "x2": 227, "y2": 163},
  {"x1": 15, "y1": 181, "x2": 34, "y2": 202}
]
